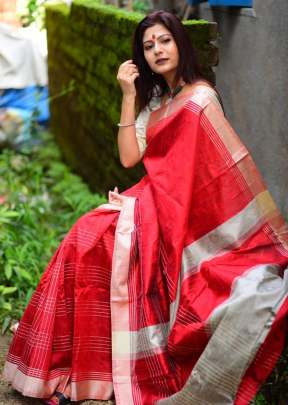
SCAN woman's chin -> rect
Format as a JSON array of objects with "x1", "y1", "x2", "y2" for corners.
[{"x1": 152, "y1": 66, "x2": 176, "y2": 77}]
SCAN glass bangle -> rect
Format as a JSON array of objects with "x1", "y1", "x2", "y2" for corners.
[{"x1": 117, "y1": 122, "x2": 136, "y2": 127}]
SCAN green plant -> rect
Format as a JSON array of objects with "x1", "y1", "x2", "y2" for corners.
[
  {"x1": 21, "y1": 0, "x2": 43, "y2": 26},
  {"x1": 255, "y1": 342, "x2": 288, "y2": 404},
  {"x1": 132, "y1": 0, "x2": 151, "y2": 13},
  {"x1": 21, "y1": 0, "x2": 56, "y2": 27},
  {"x1": 0, "y1": 133, "x2": 105, "y2": 333}
]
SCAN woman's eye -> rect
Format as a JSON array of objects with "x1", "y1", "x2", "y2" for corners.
[
  {"x1": 162, "y1": 38, "x2": 171, "y2": 44},
  {"x1": 144, "y1": 44, "x2": 153, "y2": 51}
]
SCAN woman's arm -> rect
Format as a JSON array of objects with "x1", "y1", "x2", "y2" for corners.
[
  {"x1": 117, "y1": 94, "x2": 142, "y2": 168},
  {"x1": 117, "y1": 60, "x2": 142, "y2": 168}
]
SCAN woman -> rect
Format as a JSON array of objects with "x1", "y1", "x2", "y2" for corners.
[{"x1": 4, "y1": 10, "x2": 288, "y2": 405}]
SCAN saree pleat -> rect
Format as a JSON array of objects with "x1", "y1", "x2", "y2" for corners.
[
  {"x1": 4, "y1": 88, "x2": 288, "y2": 404},
  {"x1": 4, "y1": 209, "x2": 119, "y2": 400}
]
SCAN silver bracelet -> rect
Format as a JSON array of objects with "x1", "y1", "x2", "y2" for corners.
[{"x1": 117, "y1": 122, "x2": 136, "y2": 127}]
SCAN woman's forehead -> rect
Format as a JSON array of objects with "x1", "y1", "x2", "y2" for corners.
[{"x1": 143, "y1": 24, "x2": 171, "y2": 42}]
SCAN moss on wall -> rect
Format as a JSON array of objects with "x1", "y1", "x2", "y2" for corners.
[{"x1": 46, "y1": 1, "x2": 218, "y2": 193}]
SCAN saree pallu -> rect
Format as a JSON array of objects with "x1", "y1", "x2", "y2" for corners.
[{"x1": 4, "y1": 88, "x2": 288, "y2": 404}]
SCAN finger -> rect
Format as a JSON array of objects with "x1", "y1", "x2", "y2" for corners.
[
  {"x1": 117, "y1": 71, "x2": 138, "y2": 82},
  {"x1": 121, "y1": 60, "x2": 136, "y2": 67},
  {"x1": 121, "y1": 62, "x2": 137, "y2": 70},
  {"x1": 123, "y1": 66, "x2": 139, "y2": 76},
  {"x1": 109, "y1": 191, "x2": 123, "y2": 205},
  {"x1": 129, "y1": 65, "x2": 139, "y2": 71},
  {"x1": 108, "y1": 190, "x2": 116, "y2": 200},
  {"x1": 131, "y1": 72, "x2": 140, "y2": 81},
  {"x1": 121, "y1": 66, "x2": 138, "y2": 75},
  {"x1": 124, "y1": 70, "x2": 138, "y2": 78},
  {"x1": 117, "y1": 68, "x2": 139, "y2": 83}
]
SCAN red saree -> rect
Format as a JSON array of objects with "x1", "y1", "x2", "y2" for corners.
[{"x1": 4, "y1": 87, "x2": 288, "y2": 404}]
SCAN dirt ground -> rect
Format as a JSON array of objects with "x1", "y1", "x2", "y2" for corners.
[{"x1": 0, "y1": 334, "x2": 115, "y2": 405}]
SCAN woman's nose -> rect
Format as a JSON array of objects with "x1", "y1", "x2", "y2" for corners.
[{"x1": 154, "y1": 41, "x2": 162, "y2": 54}]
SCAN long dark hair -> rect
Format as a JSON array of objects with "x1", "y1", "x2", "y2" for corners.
[{"x1": 132, "y1": 10, "x2": 205, "y2": 111}]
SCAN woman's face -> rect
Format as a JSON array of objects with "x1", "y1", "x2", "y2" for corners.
[{"x1": 142, "y1": 23, "x2": 179, "y2": 81}]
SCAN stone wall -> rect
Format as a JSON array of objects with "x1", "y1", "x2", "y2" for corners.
[
  {"x1": 197, "y1": 1, "x2": 288, "y2": 217},
  {"x1": 46, "y1": 0, "x2": 218, "y2": 193}
]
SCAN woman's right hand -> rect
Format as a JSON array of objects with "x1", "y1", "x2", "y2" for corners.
[{"x1": 117, "y1": 60, "x2": 139, "y2": 97}]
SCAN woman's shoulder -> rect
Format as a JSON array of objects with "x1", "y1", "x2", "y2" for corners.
[
  {"x1": 187, "y1": 80, "x2": 224, "y2": 113},
  {"x1": 187, "y1": 80, "x2": 216, "y2": 97}
]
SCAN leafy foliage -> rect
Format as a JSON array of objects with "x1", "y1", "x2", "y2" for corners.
[
  {"x1": 21, "y1": 0, "x2": 46, "y2": 27},
  {"x1": 254, "y1": 343, "x2": 288, "y2": 404},
  {"x1": 0, "y1": 133, "x2": 105, "y2": 332},
  {"x1": 132, "y1": 0, "x2": 151, "y2": 13}
]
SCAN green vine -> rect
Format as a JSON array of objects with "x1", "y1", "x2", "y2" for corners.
[{"x1": 21, "y1": 0, "x2": 49, "y2": 27}]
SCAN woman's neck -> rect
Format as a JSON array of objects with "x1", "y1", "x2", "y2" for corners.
[
  {"x1": 160, "y1": 77, "x2": 186, "y2": 107},
  {"x1": 165, "y1": 76, "x2": 185, "y2": 93},
  {"x1": 160, "y1": 79, "x2": 212, "y2": 107}
]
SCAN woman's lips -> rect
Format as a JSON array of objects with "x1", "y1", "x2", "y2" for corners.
[{"x1": 155, "y1": 58, "x2": 169, "y2": 65}]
